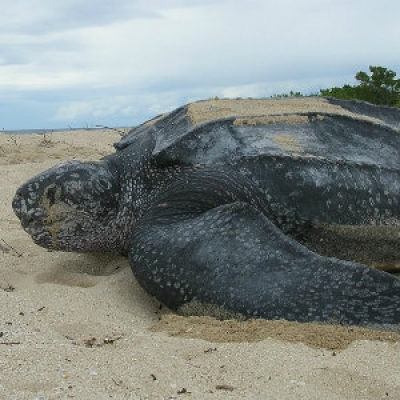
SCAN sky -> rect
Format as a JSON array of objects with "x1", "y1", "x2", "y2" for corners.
[{"x1": 1, "y1": 0, "x2": 399, "y2": 130}]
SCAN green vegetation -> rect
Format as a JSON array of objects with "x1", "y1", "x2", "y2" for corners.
[
  {"x1": 271, "y1": 66, "x2": 400, "y2": 107},
  {"x1": 271, "y1": 90, "x2": 303, "y2": 98},
  {"x1": 320, "y1": 66, "x2": 400, "y2": 107}
]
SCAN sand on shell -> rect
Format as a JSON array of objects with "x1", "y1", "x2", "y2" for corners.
[{"x1": 1, "y1": 113, "x2": 400, "y2": 399}]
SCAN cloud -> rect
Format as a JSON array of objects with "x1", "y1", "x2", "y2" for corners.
[
  {"x1": 0, "y1": 0, "x2": 160, "y2": 35},
  {"x1": 0, "y1": 0, "x2": 399, "y2": 129},
  {"x1": 53, "y1": 101, "x2": 93, "y2": 121}
]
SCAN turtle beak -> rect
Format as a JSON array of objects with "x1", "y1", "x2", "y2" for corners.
[{"x1": 13, "y1": 185, "x2": 32, "y2": 220}]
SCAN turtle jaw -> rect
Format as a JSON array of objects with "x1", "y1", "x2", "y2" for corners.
[{"x1": 24, "y1": 225, "x2": 55, "y2": 250}]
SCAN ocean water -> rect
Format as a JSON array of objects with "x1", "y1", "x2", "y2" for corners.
[{"x1": 2, "y1": 127, "x2": 130, "y2": 136}]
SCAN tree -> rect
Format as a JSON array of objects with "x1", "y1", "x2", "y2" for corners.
[
  {"x1": 320, "y1": 66, "x2": 400, "y2": 106},
  {"x1": 271, "y1": 91, "x2": 303, "y2": 98}
]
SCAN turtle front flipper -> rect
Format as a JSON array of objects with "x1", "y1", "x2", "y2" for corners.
[{"x1": 130, "y1": 168, "x2": 400, "y2": 327}]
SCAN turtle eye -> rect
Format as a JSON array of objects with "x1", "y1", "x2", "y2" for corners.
[
  {"x1": 45, "y1": 185, "x2": 58, "y2": 206},
  {"x1": 98, "y1": 178, "x2": 111, "y2": 190}
]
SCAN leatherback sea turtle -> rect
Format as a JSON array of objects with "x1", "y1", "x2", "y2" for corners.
[{"x1": 12, "y1": 97, "x2": 400, "y2": 327}]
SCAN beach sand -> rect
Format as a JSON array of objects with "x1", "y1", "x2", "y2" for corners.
[{"x1": 1, "y1": 125, "x2": 399, "y2": 400}]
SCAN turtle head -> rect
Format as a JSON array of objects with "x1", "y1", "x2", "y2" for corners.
[{"x1": 12, "y1": 160, "x2": 123, "y2": 252}]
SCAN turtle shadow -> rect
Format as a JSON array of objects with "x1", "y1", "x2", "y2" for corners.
[
  {"x1": 35, "y1": 253, "x2": 128, "y2": 288},
  {"x1": 33, "y1": 253, "x2": 161, "y2": 319}
]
